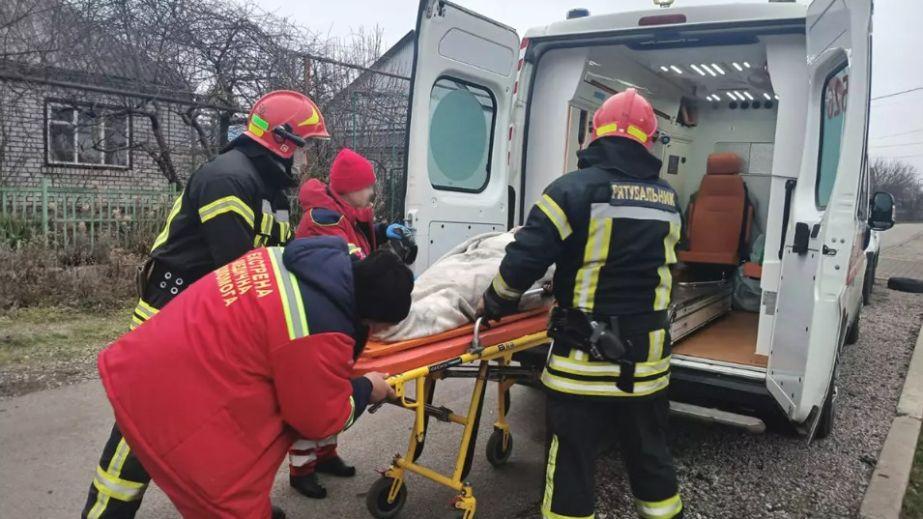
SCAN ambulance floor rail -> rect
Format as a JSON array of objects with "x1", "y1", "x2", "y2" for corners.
[{"x1": 362, "y1": 316, "x2": 549, "y2": 519}]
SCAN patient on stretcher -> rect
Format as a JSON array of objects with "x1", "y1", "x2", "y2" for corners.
[{"x1": 371, "y1": 231, "x2": 553, "y2": 343}]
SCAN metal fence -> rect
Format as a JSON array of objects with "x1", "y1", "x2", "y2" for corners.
[{"x1": 0, "y1": 179, "x2": 178, "y2": 249}]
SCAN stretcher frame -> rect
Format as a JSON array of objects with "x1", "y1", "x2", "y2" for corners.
[{"x1": 364, "y1": 317, "x2": 549, "y2": 519}]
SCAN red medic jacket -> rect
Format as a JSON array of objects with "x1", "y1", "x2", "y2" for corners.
[
  {"x1": 296, "y1": 178, "x2": 383, "y2": 258},
  {"x1": 98, "y1": 237, "x2": 372, "y2": 518}
]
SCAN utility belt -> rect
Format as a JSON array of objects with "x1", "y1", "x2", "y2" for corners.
[{"x1": 548, "y1": 307, "x2": 669, "y2": 393}]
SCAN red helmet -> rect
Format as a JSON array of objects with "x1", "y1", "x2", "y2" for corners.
[
  {"x1": 591, "y1": 88, "x2": 657, "y2": 149},
  {"x1": 244, "y1": 90, "x2": 330, "y2": 159}
]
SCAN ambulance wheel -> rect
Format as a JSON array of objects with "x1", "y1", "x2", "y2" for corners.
[
  {"x1": 815, "y1": 378, "x2": 837, "y2": 440},
  {"x1": 862, "y1": 257, "x2": 876, "y2": 305},
  {"x1": 845, "y1": 317, "x2": 860, "y2": 345},
  {"x1": 486, "y1": 428, "x2": 514, "y2": 467},
  {"x1": 366, "y1": 477, "x2": 407, "y2": 519}
]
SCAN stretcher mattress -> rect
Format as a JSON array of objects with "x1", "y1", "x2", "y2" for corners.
[{"x1": 353, "y1": 308, "x2": 549, "y2": 376}]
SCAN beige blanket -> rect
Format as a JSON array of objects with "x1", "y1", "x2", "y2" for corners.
[{"x1": 371, "y1": 231, "x2": 552, "y2": 342}]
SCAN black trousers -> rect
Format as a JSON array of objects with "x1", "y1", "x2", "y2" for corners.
[
  {"x1": 542, "y1": 393, "x2": 683, "y2": 519},
  {"x1": 82, "y1": 267, "x2": 184, "y2": 519}
]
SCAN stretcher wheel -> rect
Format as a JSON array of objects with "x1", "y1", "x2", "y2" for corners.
[
  {"x1": 366, "y1": 476, "x2": 407, "y2": 519},
  {"x1": 485, "y1": 427, "x2": 513, "y2": 467}
]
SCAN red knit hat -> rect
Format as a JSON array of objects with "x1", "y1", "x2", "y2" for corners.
[{"x1": 329, "y1": 148, "x2": 376, "y2": 194}]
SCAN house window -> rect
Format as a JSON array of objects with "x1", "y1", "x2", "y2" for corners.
[
  {"x1": 427, "y1": 77, "x2": 496, "y2": 192},
  {"x1": 46, "y1": 101, "x2": 130, "y2": 168}
]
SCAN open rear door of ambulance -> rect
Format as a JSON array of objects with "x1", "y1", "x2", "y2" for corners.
[
  {"x1": 402, "y1": 0, "x2": 519, "y2": 273},
  {"x1": 767, "y1": 0, "x2": 872, "y2": 441}
]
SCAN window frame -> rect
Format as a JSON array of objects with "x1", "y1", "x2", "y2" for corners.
[
  {"x1": 44, "y1": 99, "x2": 133, "y2": 170},
  {"x1": 427, "y1": 75, "x2": 498, "y2": 194},
  {"x1": 814, "y1": 61, "x2": 849, "y2": 209}
]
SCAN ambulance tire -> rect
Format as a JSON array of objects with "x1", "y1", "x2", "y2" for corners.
[
  {"x1": 888, "y1": 277, "x2": 923, "y2": 293},
  {"x1": 863, "y1": 255, "x2": 877, "y2": 305},
  {"x1": 815, "y1": 377, "x2": 837, "y2": 440},
  {"x1": 845, "y1": 317, "x2": 860, "y2": 346},
  {"x1": 486, "y1": 427, "x2": 514, "y2": 467},
  {"x1": 366, "y1": 476, "x2": 407, "y2": 519}
]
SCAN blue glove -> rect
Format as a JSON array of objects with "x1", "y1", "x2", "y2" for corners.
[{"x1": 386, "y1": 223, "x2": 411, "y2": 240}]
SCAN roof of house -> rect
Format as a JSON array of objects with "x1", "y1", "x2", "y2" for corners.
[{"x1": 326, "y1": 30, "x2": 414, "y2": 109}]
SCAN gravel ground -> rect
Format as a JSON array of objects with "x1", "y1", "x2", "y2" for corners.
[{"x1": 515, "y1": 288, "x2": 923, "y2": 518}]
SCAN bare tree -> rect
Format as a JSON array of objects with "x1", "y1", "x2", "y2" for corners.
[{"x1": 871, "y1": 157, "x2": 923, "y2": 220}]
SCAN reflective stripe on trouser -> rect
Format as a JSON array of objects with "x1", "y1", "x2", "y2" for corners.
[
  {"x1": 84, "y1": 274, "x2": 182, "y2": 518},
  {"x1": 82, "y1": 424, "x2": 151, "y2": 519},
  {"x1": 289, "y1": 435, "x2": 339, "y2": 476},
  {"x1": 542, "y1": 394, "x2": 681, "y2": 519},
  {"x1": 541, "y1": 329, "x2": 672, "y2": 399}
]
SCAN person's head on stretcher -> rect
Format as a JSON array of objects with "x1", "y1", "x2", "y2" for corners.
[{"x1": 93, "y1": 238, "x2": 414, "y2": 518}]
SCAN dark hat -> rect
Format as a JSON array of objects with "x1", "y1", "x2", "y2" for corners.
[{"x1": 353, "y1": 249, "x2": 414, "y2": 323}]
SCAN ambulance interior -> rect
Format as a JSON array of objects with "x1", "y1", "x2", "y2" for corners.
[{"x1": 523, "y1": 32, "x2": 807, "y2": 370}]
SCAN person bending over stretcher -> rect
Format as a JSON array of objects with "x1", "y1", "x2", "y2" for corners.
[
  {"x1": 291, "y1": 147, "x2": 415, "y2": 498},
  {"x1": 95, "y1": 237, "x2": 413, "y2": 519}
]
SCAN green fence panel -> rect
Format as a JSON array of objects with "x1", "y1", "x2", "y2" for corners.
[{"x1": 0, "y1": 181, "x2": 179, "y2": 251}]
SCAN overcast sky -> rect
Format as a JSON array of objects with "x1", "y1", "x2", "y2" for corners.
[{"x1": 255, "y1": 0, "x2": 923, "y2": 174}]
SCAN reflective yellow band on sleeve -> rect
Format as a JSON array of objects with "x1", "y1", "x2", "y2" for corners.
[
  {"x1": 268, "y1": 247, "x2": 310, "y2": 340},
  {"x1": 636, "y1": 494, "x2": 683, "y2": 519},
  {"x1": 491, "y1": 273, "x2": 523, "y2": 301},
  {"x1": 536, "y1": 194, "x2": 573, "y2": 240},
  {"x1": 151, "y1": 193, "x2": 184, "y2": 252},
  {"x1": 198, "y1": 196, "x2": 255, "y2": 228}
]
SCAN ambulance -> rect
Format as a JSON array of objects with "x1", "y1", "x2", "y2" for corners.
[{"x1": 400, "y1": 0, "x2": 895, "y2": 440}]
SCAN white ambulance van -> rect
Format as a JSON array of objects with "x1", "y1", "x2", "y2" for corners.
[{"x1": 400, "y1": 0, "x2": 896, "y2": 440}]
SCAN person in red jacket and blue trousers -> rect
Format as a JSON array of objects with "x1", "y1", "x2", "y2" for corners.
[
  {"x1": 95, "y1": 237, "x2": 413, "y2": 518},
  {"x1": 289, "y1": 147, "x2": 413, "y2": 498}
]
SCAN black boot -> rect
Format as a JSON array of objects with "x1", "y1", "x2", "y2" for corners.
[
  {"x1": 316, "y1": 456, "x2": 356, "y2": 477},
  {"x1": 289, "y1": 473, "x2": 327, "y2": 499},
  {"x1": 271, "y1": 505, "x2": 286, "y2": 519}
]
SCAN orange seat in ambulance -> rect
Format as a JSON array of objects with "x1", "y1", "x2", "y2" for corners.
[{"x1": 678, "y1": 152, "x2": 756, "y2": 276}]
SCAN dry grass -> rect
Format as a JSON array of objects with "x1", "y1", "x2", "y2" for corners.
[{"x1": 0, "y1": 304, "x2": 130, "y2": 397}]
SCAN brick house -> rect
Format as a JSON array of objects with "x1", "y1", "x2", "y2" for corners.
[
  {"x1": 0, "y1": 66, "x2": 202, "y2": 190},
  {"x1": 0, "y1": 2, "x2": 204, "y2": 191}
]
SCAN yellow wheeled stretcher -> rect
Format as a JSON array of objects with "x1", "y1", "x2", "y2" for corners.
[{"x1": 352, "y1": 305, "x2": 551, "y2": 519}]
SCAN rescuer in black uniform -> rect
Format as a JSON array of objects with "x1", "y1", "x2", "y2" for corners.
[
  {"x1": 481, "y1": 88, "x2": 684, "y2": 519},
  {"x1": 82, "y1": 90, "x2": 330, "y2": 519}
]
